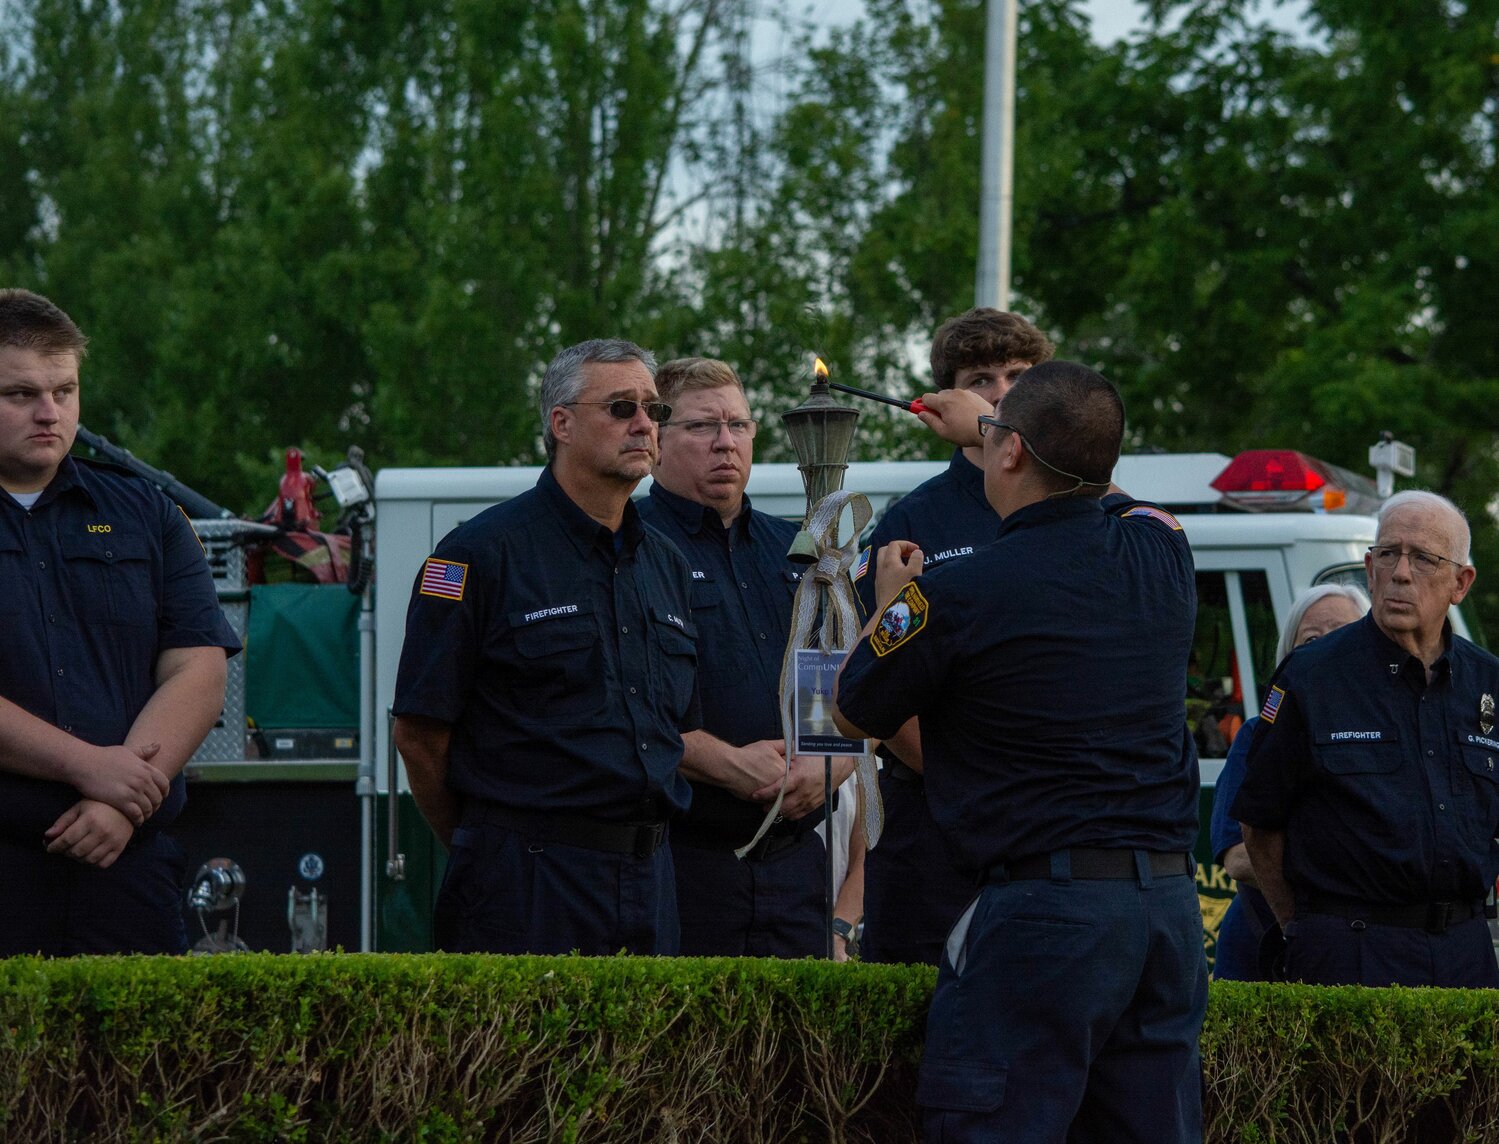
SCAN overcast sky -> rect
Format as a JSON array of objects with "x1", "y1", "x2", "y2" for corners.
[{"x1": 799, "y1": 0, "x2": 1306, "y2": 45}]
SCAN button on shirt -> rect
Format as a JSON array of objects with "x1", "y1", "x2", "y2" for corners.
[
  {"x1": 639, "y1": 484, "x2": 801, "y2": 835},
  {"x1": 837, "y1": 495, "x2": 1200, "y2": 875},
  {"x1": 854, "y1": 450, "x2": 998, "y2": 618},
  {"x1": 0, "y1": 457, "x2": 240, "y2": 835},
  {"x1": 393, "y1": 467, "x2": 701, "y2": 820},
  {"x1": 1232, "y1": 614, "x2": 1499, "y2": 906}
]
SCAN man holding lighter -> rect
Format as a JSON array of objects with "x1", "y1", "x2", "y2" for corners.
[
  {"x1": 834, "y1": 362, "x2": 1206, "y2": 1143},
  {"x1": 851, "y1": 308, "x2": 1053, "y2": 966}
]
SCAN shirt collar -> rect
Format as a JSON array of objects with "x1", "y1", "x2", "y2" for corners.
[
  {"x1": 537, "y1": 465, "x2": 644, "y2": 557},
  {"x1": 34, "y1": 455, "x2": 96, "y2": 511},
  {"x1": 994, "y1": 494, "x2": 1102, "y2": 540},
  {"x1": 948, "y1": 448, "x2": 990, "y2": 509},
  {"x1": 647, "y1": 481, "x2": 754, "y2": 542},
  {"x1": 1364, "y1": 612, "x2": 1458, "y2": 682}
]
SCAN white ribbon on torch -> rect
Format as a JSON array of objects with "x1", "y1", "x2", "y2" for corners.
[{"x1": 734, "y1": 488, "x2": 884, "y2": 859}]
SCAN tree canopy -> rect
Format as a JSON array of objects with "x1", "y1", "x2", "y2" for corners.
[{"x1": 2, "y1": 0, "x2": 1495, "y2": 627}]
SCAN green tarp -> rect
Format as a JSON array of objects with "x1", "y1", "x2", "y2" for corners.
[{"x1": 245, "y1": 584, "x2": 360, "y2": 729}]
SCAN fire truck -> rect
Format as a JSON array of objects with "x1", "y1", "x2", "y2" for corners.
[{"x1": 139, "y1": 434, "x2": 1475, "y2": 958}]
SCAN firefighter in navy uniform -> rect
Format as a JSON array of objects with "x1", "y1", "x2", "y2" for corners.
[
  {"x1": 393, "y1": 339, "x2": 700, "y2": 956},
  {"x1": 0, "y1": 290, "x2": 238, "y2": 956},
  {"x1": 852, "y1": 307, "x2": 1053, "y2": 966},
  {"x1": 1235, "y1": 490, "x2": 1499, "y2": 988},
  {"x1": 639, "y1": 357, "x2": 854, "y2": 958},
  {"x1": 835, "y1": 362, "x2": 1206, "y2": 1144}
]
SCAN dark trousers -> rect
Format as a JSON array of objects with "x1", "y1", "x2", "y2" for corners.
[
  {"x1": 0, "y1": 832, "x2": 189, "y2": 956},
  {"x1": 1212, "y1": 884, "x2": 1276, "y2": 982},
  {"x1": 434, "y1": 820, "x2": 679, "y2": 955},
  {"x1": 918, "y1": 860, "x2": 1207, "y2": 1144},
  {"x1": 671, "y1": 830, "x2": 827, "y2": 958},
  {"x1": 1286, "y1": 911, "x2": 1499, "y2": 988},
  {"x1": 862, "y1": 765, "x2": 975, "y2": 965}
]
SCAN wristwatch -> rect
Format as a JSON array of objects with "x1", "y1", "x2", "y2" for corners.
[{"x1": 832, "y1": 916, "x2": 860, "y2": 958}]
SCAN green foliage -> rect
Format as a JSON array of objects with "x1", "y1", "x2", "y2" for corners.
[
  {"x1": 0, "y1": 954, "x2": 928, "y2": 1142},
  {"x1": 2, "y1": 0, "x2": 1496, "y2": 626},
  {"x1": 7, "y1": 957, "x2": 1499, "y2": 1141}
]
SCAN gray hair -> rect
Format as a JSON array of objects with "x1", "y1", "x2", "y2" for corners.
[
  {"x1": 539, "y1": 338, "x2": 658, "y2": 460},
  {"x1": 1276, "y1": 583, "x2": 1371, "y2": 664},
  {"x1": 1377, "y1": 489, "x2": 1472, "y2": 565}
]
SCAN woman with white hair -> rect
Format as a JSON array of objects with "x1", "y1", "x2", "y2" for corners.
[{"x1": 1210, "y1": 582, "x2": 1371, "y2": 980}]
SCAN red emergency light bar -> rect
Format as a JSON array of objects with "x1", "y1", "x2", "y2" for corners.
[{"x1": 1211, "y1": 450, "x2": 1380, "y2": 513}]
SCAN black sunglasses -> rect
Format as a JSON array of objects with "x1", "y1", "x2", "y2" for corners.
[{"x1": 564, "y1": 399, "x2": 672, "y2": 424}]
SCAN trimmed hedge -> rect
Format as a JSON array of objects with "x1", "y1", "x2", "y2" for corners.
[{"x1": 3, "y1": 956, "x2": 1499, "y2": 1142}]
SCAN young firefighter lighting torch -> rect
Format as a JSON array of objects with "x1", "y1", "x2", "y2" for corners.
[{"x1": 737, "y1": 357, "x2": 882, "y2": 859}]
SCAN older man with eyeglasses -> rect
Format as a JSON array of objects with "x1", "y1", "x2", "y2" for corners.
[
  {"x1": 1234, "y1": 490, "x2": 1499, "y2": 987},
  {"x1": 638, "y1": 357, "x2": 859, "y2": 958},
  {"x1": 393, "y1": 338, "x2": 700, "y2": 955}
]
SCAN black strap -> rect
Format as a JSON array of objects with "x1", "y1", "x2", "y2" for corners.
[
  {"x1": 1300, "y1": 892, "x2": 1486, "y2": 935},
  {"x1": 671, "y1": 822, "x2": 807, "y2": 862},
  {"x1": 991, "y1": 849, "x2": 1193, "y2": 883},
  {"x1": 463, "y1": 801, "x2": 668, "y2": 859}
]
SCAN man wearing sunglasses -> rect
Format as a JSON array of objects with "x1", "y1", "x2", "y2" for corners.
[
  {"x1": 393, "y1": 338, "x2": 700, "y2": 956},
  {"x1": 851, "y1": 308, "x2": 1055, "y2": 968},
  {"x1": 1234, "y1": 490, "x2": 1499, "y2": 987},
  {"x1": 834, "y1": 362, "x2": 1206, "y2": 1144},
  {"x1": 639, "y1": 357, "x2": 857, "y2": 958}
]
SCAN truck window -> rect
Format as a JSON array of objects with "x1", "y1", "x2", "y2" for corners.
[{"x1": 1189, "y1": 570, "x2": 1277, "y2": 761}]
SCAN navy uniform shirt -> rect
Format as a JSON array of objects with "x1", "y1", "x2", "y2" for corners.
[
  {"x1": 638, "y1": 484, "x2": 802, "y2": 836},
  {"x1": 393, "y1": 466, "x2": 701, "y2": 821},
  {"x1": 838, "y1": 495, "x2": 1200, "y2": 875},
  {"x1": 1232, "y1": 614, "x2": 1499, "y2": 906},
  {"x1": 0, "y1": 456, "x2": 240, "y2": 835},
  {"x1": 853, "y1": 449, "x2": 999, "y2": 618}
]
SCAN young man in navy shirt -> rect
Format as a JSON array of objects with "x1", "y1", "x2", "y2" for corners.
[{"x1": 0, "y1": 289, "x2": 238, "y2": 955}]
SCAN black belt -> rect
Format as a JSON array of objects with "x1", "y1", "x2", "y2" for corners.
[
  {"x1": 989, "y1": 849, "x2": 1194, "y2": 883},
  {"x1": 462, "y1": 801, "x2": 668, "y2": 859},
  {"x1": 672, "y1": 823, "x2": 808, "y2": 863},
  {"x1": 1301, "y1": 892, "x2": 1487, "y2": 935},
  {"x1": 884, "y1": 757, "x2": 923, "y2": 786}
]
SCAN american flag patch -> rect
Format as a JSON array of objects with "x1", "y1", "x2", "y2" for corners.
[
  {"x1": 420, "y1": 557, "x2": 468, "y2": 601},
  {"x1": 1260, "y1": 685, "x2": 1285, "y2": 724},
  {"x1": 1122, "y1": 505, "x2": 1184, "y2": 531},
  {"x1": 852, "y1": 549, "x2": 871, "y2": 581}
]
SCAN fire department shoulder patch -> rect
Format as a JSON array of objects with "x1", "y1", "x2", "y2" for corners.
[{"x1": 870, "y1": 581, "x2": 929, "y2": 658}]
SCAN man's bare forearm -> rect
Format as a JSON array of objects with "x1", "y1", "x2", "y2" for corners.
[
  {"x1": 125, "y1": 646, "x2": 229, "y2": 780},
  {"x1": 394, "y1": 716, "x2": 461, "y2": 848},
  {"x1": 1242, "y1": 825, "x2": 1295, "y2": 925},
  {"x1": 0, "y1": 695, "x2": 91, "y2": 782},
  {"x1": 679, "y1": 730, "x2": 785, "y2": 799}
]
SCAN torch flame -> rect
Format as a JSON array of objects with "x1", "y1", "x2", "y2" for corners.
[{"x1": 813, "y1": 356, "x2": 829, "y2": 380}]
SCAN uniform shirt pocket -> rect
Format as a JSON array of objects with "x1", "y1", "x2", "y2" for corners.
[
  {"x1": 649, "y1": 608, "x2": 698, "y2": 716},
  {"x1": 508, "y1": 611, "x2": 605, "y2": 722},
  {"x1": 0, "y1": 536, "x2": 22, "y2": 622},
  {"x1": 59, "y1": 532, "x2": 156, "y2": 626},
  {"x1": 1313, "y1": 734, "x2": 1401, "y2": 776},
  {"x1": 1459, "y1": 740, "x2": 1499, "y2": 828}
]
